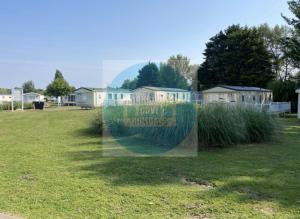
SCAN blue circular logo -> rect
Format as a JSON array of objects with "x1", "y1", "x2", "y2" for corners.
[{"x1": 103, "y1": 62, "x2": 197, "y2": 155}]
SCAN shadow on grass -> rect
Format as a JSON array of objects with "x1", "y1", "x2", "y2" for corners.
[
  {"x1": 73, "y1": 127, "x2": 102, "y2": 138},
  {"x1": 68, "y1": 120, "x2": 300, "y2": 210}
]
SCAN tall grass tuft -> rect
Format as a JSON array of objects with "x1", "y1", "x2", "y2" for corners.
[
  {"x1": 102, "y1": 104, "x2": 197, "y2": 147},
  {"x1": 0, "y1": 102, "x2": 33, "y2": 110},
  {"x1": 127, "y1": 104, "x2": 196, "y2": 146},
  {"x1": 239, "y1": 106, "x2": 277, "y2": 143},
  {"x1": 90, "y1": 107, "x2": 103, "y2": 135},
  {"x1": 93, "y1": 103, "x2": 278, "y2": 148},
  {"x1": 198, "y1": 104, "x2": 278, "y2": 147},
  {"x1": 197, "y1": 104, "x2": 247, "y2": 147}
]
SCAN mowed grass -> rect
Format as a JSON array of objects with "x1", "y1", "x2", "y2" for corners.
[{"x1": 0, "y1": 110, "x2": 299, "y2": 218}]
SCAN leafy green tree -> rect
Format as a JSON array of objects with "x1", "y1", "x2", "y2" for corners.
[
  {"x1": 158, "y1": 64, "x2": 189, "y2": 89},
  {"x1": 198, "y1": 25, "x2": 274, "y2": 89},
  {"x1": 46, "y1": 70, "x2": 73, "y2": 97},
  {"x1": 22, "y1": 80, "x2": 36, "y2": 93},
  {"x1": 282, "y1": 0, "x2": 300, "y2": 68},
  {"x1": 167, "y1": 54, "x2": 199, "y2": 89},
  {"x1": 121, "y1": 78, "x2": 137, "y2": 90},
  {"x1": 167, "y1": 55, "x2": 198, "y2": 82},
  {"x1": 54, "y1": 70, "x2": 64, "y2": 80},
  {"x1": 293, "y1": 71, "x2": 300, "y2": 87},
  {"x1": 136, "y1": 63, "x2": 159, "y2": 88},
  {"x1": 167, "y1": 55, "x2": 190, "y2": 76},
  {"x1": 0, "y1": 88, "x2": 11, "y2": 94},
  {"x1": 268, "y1": 80, "x2": 298, "y2": 112},
  {"x1": 257, "y1": 24, "x2": 294, "y2": 80}
]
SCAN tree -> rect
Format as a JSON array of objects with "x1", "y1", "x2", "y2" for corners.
[
  {"x1": 0, "y1": 88, "x2": 10, "y2": 94},
  {"x1": 136, "y1": 63, "x2": 159, "y2": 88},
  {"x1": 282, "y1": 0, "x2": 300, "y2": 68},
  {"x1": 46, "y1": 70, "x2": 73, "y2": 97},
  {"x1": 121, "y1": 62, "x2": 190, "y2": 90},
  {"x1": 198, "y1": 25, "x2": 274, "y2": 89},
  {"x1": 167, "y1": 54, "x2": 198, "y2": 82},
  {"x1": 22, "y1": 80, "x2": 36, "y2": 93},
  {"x1": 292, "y1": 71, "x2": 300, "y2": 87},
  {"x1": 54, "y1": 70, "x2": 64, "y2": 80},
  {"x1": 268, "y1": 80, "x2": 298, "y2": 112},
  {"x1": 257, "y1": 24, "x2": 294, "y2": 80},
  {"x1": 121, "y1": 78, "x2": 137, "y2": 90},
  {"x1": 158, "y1": 64, "x2": 189, "y2": 89}
]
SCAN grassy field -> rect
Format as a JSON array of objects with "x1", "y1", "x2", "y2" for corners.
[{"x1": 0, "y1": 110, "x2": 299, "y2": 218}]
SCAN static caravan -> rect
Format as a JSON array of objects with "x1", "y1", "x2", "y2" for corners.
[
  {"x1": 75, "y1": 87, "x2": 132, "y2": 108},
  {"x1": 0, "y1": 94, "x2": 12, "y2": 104},
  {"x1": 75, "y1": 87, "x2": 105, "y2": 108},
  {"x1": 132, "y1": 86, "x2": 191, "y2": 104},
  {"x1": 104, "y1": 88, "x2": 132, "y2": 106},
  {"x1": 297, "y1": 89, "x2": 300, "y2": 119},
  {"x1": 202, "y1": 86, "x2": 273, "y2": 105},
  {"x1": 23, "y1": 92, "x2": 45, "y2": 103},
  {"x1": 62, "y1": 94, "x2": 76, "y2": 106}
]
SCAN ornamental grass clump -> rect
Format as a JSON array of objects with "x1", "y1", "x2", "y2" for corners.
[
  {"x1": 198, "y1": 104, "x2": 278, "y2": 147},
  {"x1": 197, "y1": 104, "x2": 247, "y2": 147},
  {"x1": 126, "y1": 103, "x2": 196, "y2": 146},
  {"x1": 93, "y1": 103, "x2": 278, "y2": 148},
  {"x1": 0, "y1": 102, "x2": 33, "y2": 110},
  {"x1": 102, "y1": 104, "x2": 197, "y2": 147},
  {"x1": 238, "y1": 106, "x2": 277, "y2": 143},
  {"x1": 90, "y1": 107, "x2": 104, "y2": 135}
]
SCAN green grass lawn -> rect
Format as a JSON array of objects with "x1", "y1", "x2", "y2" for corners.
[{"x1": 0, "y1": 110, "x2": 299, "y2": 218}]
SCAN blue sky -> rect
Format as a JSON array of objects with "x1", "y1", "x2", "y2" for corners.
[{"x1": 0, "y1": 0, "x2": 292, "y2": 89}]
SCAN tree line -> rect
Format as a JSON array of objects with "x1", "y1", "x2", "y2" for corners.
[
  {"x1": 16, "y1": 70, "x2": 74, "y2": 98},
  {"x1": 121, "y1": 1, "x2": 300, "y2": 111},
  {"x1": 197, "y1": 0, "x2": 300, "y2": 111},
  {"x1": 121, "y1": 55, "x2": 198, "y2": 90},
  {"x1": 2, "y1": 1, "x2": 300, "y2": 110}
]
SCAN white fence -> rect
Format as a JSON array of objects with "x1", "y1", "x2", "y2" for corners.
[
  {"x1": 267, "y1": 102, "x2": 291, "y2": 114},
  {"x1": 240, "y1": 102, "x2": 291, "y2": 114},
  {"x1": 204, "y1": 102, "x2": 291, "y2": 114}
]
